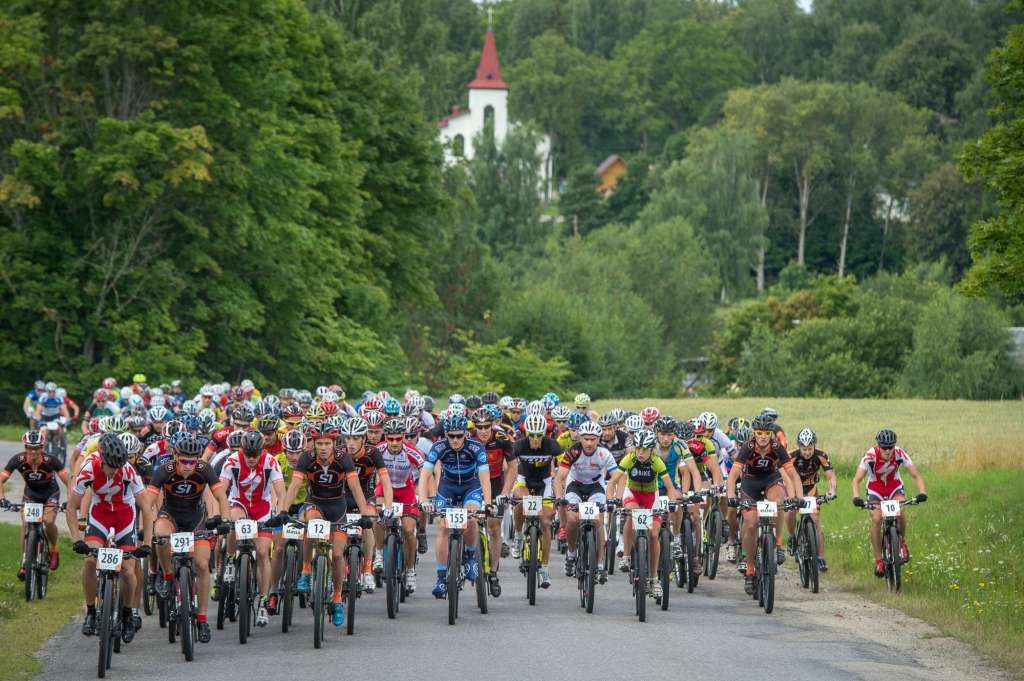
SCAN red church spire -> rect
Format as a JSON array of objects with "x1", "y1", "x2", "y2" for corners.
[{"x1": 468, "y1": 28, "x2": 508, "y2": 90}]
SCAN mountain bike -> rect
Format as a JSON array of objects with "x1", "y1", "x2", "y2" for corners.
[
  {"x1": 511, "y1": 495, "x2": 552, "y2": 606},
  {"x1": 230, "y1": 519, "x2": 261, "y2": 644},
  {"x1": 862, "y1": 495, "x2": 926, "y2": 592},
  {"x1": 562, "y1": 500, "x2": 605, "y2": 614},
  {"x1": 212, "y1": 533, "x2": 237, "y2": 631},
  {"x1": 604, "y1": 499, "x2": 619, "y2": 576},
  {"x1": 383, "y1": 503, "x2": 414, "y2": 619},
  {"x1": 42, "y1": 420, "x2": 68, "y2": 467},
  {"x1": 435, "y1": 505, "x2": 483, "y2": 625},
  {"x1": 153, "y1": 523, "x2": 221, "y2": 661},
  {"x1": 739, "y1": 498, "x2": 795, "y2": 614},
  {"x1": 277, "y1": 518, "x2": 304, "y2": 633},
  {"x1": 82, "y1": 539, "x2": 148, "y2": 678},
  {"x1": 624, "y1": 506, "x2": 654, "y2": 622},
  {"x1": 473, "y1": 507, "x2": 492, "y2": 613},
  {"x1": 5, "y1": 501, "x2": 64, "y2": 601},
  {"x1": 654, "y1": 498, "x2": 679, "y2": 611},
  {"x1": 673, "y1": 491, "x2": 704, "y2": 594},
  {"x1": 702, "y1": 485, "x2": 725, "y2": 579},
  {"x1": 796, "y1": 494, "x2": 833, "y2": 594}
]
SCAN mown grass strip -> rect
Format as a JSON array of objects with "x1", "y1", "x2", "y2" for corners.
[{"x1": 0, "y1": 524, "x2": 83, "y2": 681}]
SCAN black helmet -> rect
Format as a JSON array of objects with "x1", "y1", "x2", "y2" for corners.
[
  {"x1": 465, "y1": 395, "x2": 483, "y2": 410},
  {"x1": 421, "y1": 396, "x2": 435, "y2": 413},
  {"x1": 22, "y1": 430, "x2": 44, "y2": 448},
  {"x1": 751, "y1": 414, "x2": 774, "y2": 431},
  {"x1": 674, "y1": 420, "x2": 695, "y2": 440},
  {"x1": 100, "y1": 433, "x2": 128, "y2": 468},
  {"x1": 257, "y1": 413, "x2": 280, "y2": 434},
  {"x1": 875, "y1": 428, "x2": 897, "y2": 447},
  {"x1": 232, "y1": 404, "x2": 255, "y2": 424},
  {"x1": 240, "y1": 430, "x2": 264, "y2": 457},
  {"x1": 480, "y1": 391, "x2": 499, "y2": 405},
  {"x1": 760, "y1": 407, "x2": 779, "y2": 421},
  {"x1": 174, "y1": 433, "x2": 203, "y2": 457},
  {"x1": 653, "y1": 416, "x2": 676, "y2": 433},
  {"x1": 382, "y1": 418, "x2": 406, "y2": 436},
  {"x1": 471, "y1": 408, "x2": 492, "y2": 425}
]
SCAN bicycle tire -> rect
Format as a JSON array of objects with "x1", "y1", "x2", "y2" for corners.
[
  {"x1": 312, "y1": 554, "x2": 326, "y2": 649},
  {"x1": 605, "y1": 512, "x2": 617, "y2": 575},
  {"x1": 36, "y1": 534, "x2": 49, "y2": 600},
  {"x1": 281, "y1": 543, "x2": 297, "y2": 633},
  {"x1": 345, "y1": 545, "x2": 359, "y2": 636},
  {"x1": 178, "y1": 565, "x2": 194, "y2": 661},
  {"x1": 756, "y1": 536, "x2": 766, "y2": 607},
  {"x1": 238, "y1": 554, "x2": 250, "y2": 644},
  {"x1": 683, "y1": 516, "x2": 697, "y2": 593},
  {"x1": 447, "y1": 534, "x2": 461, "y2": 625},
  {"x1": 24, "y1": 528, "x2": 37, "y2": 602},
  {"x1": 804, "y1": 518, "x2": 819, "y2": 594},
  {"x1": 584, "y1": 530, "x2": 597, "y2": 614},
  {"x1": 659, "y1": 526, "x2": 671, "y2": 611},
  {"x1": 97, "y1": 575, "x2": 112, "y2": 678},
  {"x1": 142, "y1": 557, "x2": 154, "y2": 615},
  {"x1": 385, "y1": 533, "x2": 399, "y2": 619},
  {"x1": 526, "y1": 525, "x2": 538, "y2": 606},
  {"x1": 475, "y1": 532, "x2": 488, "y2": 614},
  {"x1": 889, "y1": 525, "x2": 902, "y2": 592},
  {"x1": 635, "y1": 533, "x2": 647, "y2": 622},
  {"x1": 168, "y1": 576, "x2": 177, "y2": 644},
  {"x1": 763, "y1": 530, "x2": 776, "y2": 614},
  {"x1": 705, "y1": 506, "x2": 722, "y2": 579}
]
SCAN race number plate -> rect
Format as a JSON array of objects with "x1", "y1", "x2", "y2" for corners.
[
  {"x1": 757, "y1": 501, "x2": 778, "y2": 518},
  {"x1": 391, "y1": 502, "x2": 404, "y2": 517},
  {"x1": 234, "y1": 519, "x2": 257, "y2": 539},
  {"x1": 97, "y1": 547, "x2": 123, "y2": 572},
  {"x1": 880, "y1": 499, "x2": 901, "y2": 517},
  {"x1": 579, "y1": 502, "x2": 599, "y2": 520},
  {"x1": 170, "y1": 532, "x2": 194, "y2": 554},
  {"x1": 656, "y1": 496, "x2": 670, "y2": 512},
  {"x1": 523, "y1": 495, "x2": 542, "y2": 517},
  {"x1": 45, "y1": 421, "x2": 59, "y2": 432},
  {"x1": 307, "y1": 518, "x2": 330, "y2": 540},
  {"x1": 346, "y1": 513, "x2": 362, "y2": 537},
  {"x1": 800, "y1": 497, "x2": 817, "y2": 515},
  {"x1": 631, "y1": 509, "x2": 653, "y2": 530},
  {"x1": 282, "y1": 524, "x2": 304, "y2": 540},
  {"x1": 445, "y1": 507, "x2": 468, "y2": 529},
  {"x1": 22, "y1": 503, "x2": 44, "y2": 522}
]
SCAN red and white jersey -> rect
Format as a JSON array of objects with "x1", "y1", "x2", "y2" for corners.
[
  {"x1": 73, "y1": 458, "x2": 145, "y2": 512},
  {"x1": 375, "y1": 442, "x2": 424, "y2": 488},
  {"x1": 858, "y1": 446, "x2": 913, "y2": 497},
  {"x1": 142, "y1": 438, "x2": 171, "y2": 466},
  {"x1": 219, "y1": 451, "x2": 283, "y2": 507}
]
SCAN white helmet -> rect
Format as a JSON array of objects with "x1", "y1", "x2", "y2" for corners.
[
  {"x1": 578, "y1": 421, "x2": 601, "y2": 437},
  {"x1": 523, "y1": 414, "x2": 548, "y2": 436},
  {"x1": 526, "y1": 400, "x2": 545, "y2": 416},
  {"x1": 699, "y1": 411, "x2": 718, "y2": 432},
  {"x1": 624, "y1": 414, "x2": 644, "y2": 433},
  {"x1": 797, "y1": 428, "x2": 817, "y2": 447}
]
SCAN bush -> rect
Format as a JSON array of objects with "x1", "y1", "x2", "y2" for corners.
[{"x1": 442, "y1": 336, "x2": 570, "y2": 397}]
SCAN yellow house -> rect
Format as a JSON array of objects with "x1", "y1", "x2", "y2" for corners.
[{"x1": 595, "y1": 154, "x2": 626, "y2": 196}]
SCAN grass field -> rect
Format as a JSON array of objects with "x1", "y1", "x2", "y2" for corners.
[
  {"x1": 597, "y1": 397, "x2": 1024, "y2": 677},
  {"x1": 0, "y1": 525, "x2": 83, "y2": 681}
]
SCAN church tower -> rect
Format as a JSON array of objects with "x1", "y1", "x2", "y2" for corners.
[{"x1": 467, "y1": 25, "x2": 508, "y2": 150}]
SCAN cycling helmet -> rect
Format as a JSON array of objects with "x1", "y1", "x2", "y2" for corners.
[
  {"x1": 22, "y1": 430, "x2": 43, "y2": 448},
  {"x1": 624, "y1": 414, "x2": 644, "y2": 433},
  {"x1": 542, "y1": 392, "x2": 560, "y2": 409},
  {"x1": 239, "y1": 431, "x2": 264, "y2": 456},
  {"x1": 322, "y1": 413, "x2": 344, "y2": 431},
  {"x1": 523, "y1": 414, "x2": 548, "y2": 436},
  {"x1": 44, "y1": 381, "x2": 57, "y2": 392},
  {"x1": 675, "y1": 420, "x2": 696, "y2": 440},
  {"x1": 226, "y1": 430, "x2": 246, "y2": 449},
  {"x1": 233, "y1": 403, "x2": 255, "y2": 423},
  {"x1": 363, "y1": 410, "x2": 385, "y2": 428},
  {"x1": 751, "y1": 414, "x2": 774, "y2": 432},
  {"x1": 875, "y1": 428, "x2": 897, "y2": 447},
  {"x1": 484, "y1": 404, "x2": 502, "y2": 421},
  {"x1": 179, "y1": 414, "x2": 201, "y2": 433},
  {"x1": 257, "y1": 414, "x2": 280, "y2": 433},
  {"x1": 567, "y1": 412, "x2": 589, "y2": 430},
  {"x1": 196, "y1": 411, "x2": 216, "y2": 433},
  {"x1": 471, "y1": 408, "x2": 493, "y2": 425},
  {"x1": 498, "y1": 396, "x2": 512, "y2": 410},
  {"x1": 640, "y1": 406, "x2": 660, "y2": 426},
  {"x1": 465, "y1": 395, "x2": 483, "y2": 410},
  {"x1": 383, "y1": 418, "x2": 406, "y2": 436},
  {"x1": 376, "y1": 390, "x2": 392, "y2": 402},
  {"x1": 422, "y1": 396, "x2": 435, "y2": 413},
  {"x1": 442, "y1": 413, "x2": 468, "y2": 432},
  {"x1": 315, "y1": 385, "x2": 330, "y2": 398},
  {"x1": 164, "y1": 420, "x2": 184, "y2": 439},
  {"x1": 253, "y1": 400, "x2": 274, "y2": 418},
  {"x1": 761, "y1": 407, "x2": 779, "y2": 421},
  {"x1": 307, "y1": 420, "x2": 338, "y2": 440},
  {"x1": 526, "y1": 400, "x2": 545, "y2": 416},
  {"x1": 182, "y1": 400, "x2": 199, "y2": 415},
  {"x1": 340, "y1": 417, "x2": 369, "y2": 438},
  {"x1": 653, "y1": 416, "x2": 676, "y2": 433},
  {"x1": 510, "y1": 397, "x2": 528, "y2": 411},
  {"x1": 320, "y1": 400, "x2": 339, "y2": 417},
  {"x1": 797, "y1": 428, "x2": 817, "y2": 447},
  {"x1": 383, "y1": 397, "x2": 402, "y2": 416},
  {"x1": 118, "y1": 432, "x2": 142, "y2": 457},
  {"x1": 106, "y1": 415, "x2": 128, "y2": 433},
  {"x1": 102, "y1": 377, "x2": 117, "y2": 389},
  {"x1": 174, "y1": 433, "x2": 203, "y2": 457},
  {"x1": 305, "y1": 403, "x2": 326, "y2": 421},
  {"x1": 401, "y1": 401, "x2": 419, "y2": 417},
  {"x1": 633, "y1": 430, "x2": 657, "y2": 449},
  {"x1": 263, "y1": 394, "x2": 280, "y2": 409},
  {"x1": 329, "y1": 384, "x2": 346, "y2": 400},
  {"x1": 87, "y1": 417, "x2": 102, "y2": 434},
  {"x1": 282, "y1": 403, "x2": 304, "y2": 424},
  {"x1": 150, "y1": 395, "x2": 166, "y2": 408},
  {"x1": 699, "y1": 412, "x2": 718, "y2": 432},
  {"x1": 573, "y1": 393, "x2": 591, "y2": 407},
  {"x1": 577, "y1": 421, "x2": 601, "y2": 437},
  {"x1": 282, "y1": 429, "x2": 305, "y2": 452},
  {"x1": 148, "y1": 406, "x2": 170, "y2": 423},
  {"x1": 447, "y1": 394, "x2": 466, "y2": 407},
  {"x1": 361, "y1": 396, "x2": 383, "y2": 413},
  {"x1": 597, "y1": 412, "x2": 617, "y2": 427},
  {"x1": 551, "y1": 405, "x2": 571, "y2": 422},
  {"x1": 729, "y1": 416, "x2": 748, "y2": 432},
  {"x1": 481, "y1": 391, "x2": 499, "y2": 405},
  {"x1": 609, "y1": 408, "x2": 626, "y2": 423},
  {"x1": 404, "y1": 416, "x2": 422, "y2": 436},
  {"x1": 127, "y1": 414, "x2": 146, "y2": 430},
  {"x1": 735, "y1": 424, "x2": 753, "y2": 443},
  {"x1": 447, "y1": 403, "x2": 467, "y2": 417},
  {"x1": 99, "y1": 433, "x2": 128, "y2": 468},
  {"x1": 278, "y1": 388, "x2": 296, "y2": 399}
]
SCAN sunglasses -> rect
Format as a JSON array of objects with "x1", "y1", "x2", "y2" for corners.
[
  {"x1": 475, "y1": 423, "x2": 493, "y2": 430},
  {"x1": 446, "y1": 432, "x2": 466, "y2": 440},
  {"x1": 879, "y1": 445, "x2": 895, "y2": 451},
  {"x1": 177, "y1": 458, "x2": 198, "y2": 466},
  {"x1": 526, "y1": 432, "x2": 546, "y2": 438},
  {"x1": 385, "y1": 435, "x2": 405, "y2": 442},
  {"x1": 753, "y1": 429, "x2": 773, "y2": 437}
]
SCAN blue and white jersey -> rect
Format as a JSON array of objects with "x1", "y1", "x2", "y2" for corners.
[
  {"x1": 423, "y1": 437, "x2": 488, "y2": 485},
  {"x1": 36, "y1": 395, "x2": 65, "y2": 421}
]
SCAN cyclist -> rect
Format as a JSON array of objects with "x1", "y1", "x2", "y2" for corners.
[
  {"x1": 555, "y1": 420, "x2": 617, "y2": 580},
  {"x1": 500, "y1": 397, "x2": 526, "y2": 440},
  {"x1": 682, "y1": 418, "x2": 724, "y2": 569},
  {"x1": 278, "y1": 419, "x2": 374, "y2": 627},
  {"x1": 652, "y1": 418, "x2": 704, "y2": 568},
  {"x1": 218, "y1": 430, "x2": 285, "y2": 627},
  {"x1": 67, "y1": 434, "x2": 153, "y2": 640},
  {"x1": 145, "y1": 433, "x2": 231, "y2": 643},
  {"x1": 851, "y1": 428, "x2": 927, "y2": 577},
  {"x1": 785, "y1": 428, "x2": 837, "y2": 571},
  {"x1": 374, "y1": 418, "x2": 424, "y2": 594},
  {"x1": 597, "y1": 412, "x2": 630, "y2": 463},
  {"x1": 724, "y1": 422, "x2": 752, "y2": 561},
  {"x1": 267, "y1": 428, "x2": 307, "y2": 613},
  {"x1": 471, "y1": 406, "x2": 514, "y2": 588},
  {"x1": 83, "y1": 389, "x2": 120, "y2": 424},
  {"x1": 760, "y1": 407, "x2": 788, "y2": 450},
  {"x1": 608, "y1": 430, "x2": 681, "y2": 599},
  {"x1": 508, "y1": 413, "x2": 561, "y2": 588},
  {"x1": 23, "y1": 380, "x2": 46, "y2": 425},
  {"x1": 418, "y1": 412, "x2": 491, "y2": 599},
  {"x1": 0, "y1": 430, "x2": 70, "y2": 576},
  {"x1": 33, "y1": 382, "x2": 69, "y2": 445},
  {"x1": 573, "y1": 393, "x2": 599, "y2": 421},
  {"x1": 342, "y1": 415, "x2": 393, "y2": 592},
  {"x1": 726, "y1": 414, "x2": 801, "y2": 595}
]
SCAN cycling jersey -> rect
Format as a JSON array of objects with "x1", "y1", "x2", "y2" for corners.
[
  {"x1": 859, "y1": 446, "x2": 912, "y2": 500},
  {"x1": 477, "y1": 427, "x2": 514, "y2": 479},
  {"x1": 275, "y1": 453, "x2": 308, "y2": 505},
  {"x1": 218, "y1": 451, "x2": 283, "y2": 522},
  {"x1": 708, "y1": 427, "x2": 737, "y2": 463},
  {"x1": 2, "y1": 452, "x2": 64, "y2": 502},
  {"x1": 616, "y1": 452, "x2": 668, "y2": 492},
  {"x1": 74, "y1": 458, "x2": 145, "y2": 547},
  {"x1": 599, "y1": 431, "x2": 630, "y2": 463},
  {"x1": 791, "y1": 448, "x2": 832, "y2": 494},
  {"x1": 511, "y1": 437, "x2": 562, "y2": 481},
  {"x1": 293, "y1": 452, "x2": 357, "y2": 502},
  {"x1": 148, "y1": 461, "x2": 222, "y2": 515},
  {"x1": 560, "y1": 443, "x2": 617, "y2": 485},
  {"x1": 143, "y1": 439, "x2": 174, "y2": 468},
  {"x1": 423, "y1": 438, "x2": 488, "y2": 486},
  {"x1": 687, "y1": 436, "x2": 717, "y2": 478},
  {"x1": 349, "y1": 447, "x2": 388, "y2": 499},
  {"x1": 654, "y1": 439, "x2": 690, "y2": 487},
  {"x1": 375, "y1": 442, "x2": 424, "y2": 489},
  {"x1": 36, "y1": 395, "x2": 65, "y2": 422},
  {"x1": 735, "y1": 441, "x2": 791, "y2": 479},
  {"x1": 555, "y1": 430, "x2": 574, "y2": 452}
]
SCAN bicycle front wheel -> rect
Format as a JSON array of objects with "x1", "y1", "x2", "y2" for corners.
[
  {"x1": 177, "y1": 566, "x2": 194, "y2": 661},
  {"x1": 659, "y1": 527, "x2": 671, "y2": 611},
  {"x1": 604, "y1": 512, "x2": 617, "y2": 576},
  {"x1": 475, "y1": 531, "x2": 488, "y2": 614},
  {"x1": 888, "y1": 525, "x2": 902, "y2": 592},
  {"x1": 312, "y1": 554, "x2": 326, "y2": 649},
  {"x1": 762, "y1": 531, "x2": 776, "y2": 614},
  {"x1": 803, "y1": 518, "x2": 819, "y2": 594},
  {"x1": 526, "y1": 526, "x2": 538, "y2": 606},
  {"x1": 97, "y1": 576, "x2": 112, "y2": 678},
  {"x1": 705, "y1": 505, "x2": 722, "y2": 579},
  {"x1": 385, "y1": 533, "x2": 399, "y2": 619},
  {"x1": 24, "y1": 528, "x2": 38, "y2": 602},
  {"x1": 634, "y1": 534, "x2": 648, "y2": 622},
  {"x1": 683, "y1": 517, "x2": 697, "y2": 593},
  {"x1": 584, "y1": 530, "x2": 597, "y2": 614},
  {"x1": 447, "y1": 534, "x2": 461, "y2": 625},
  {"x1": 281, "y1": 543, "x2": 297, "y2": 633},
  {"x1": 237, "y1": 555, "x2": 250, "y2": 644},
  {"x1": 345, "y1": 546, "x2": 360, "y2": 635}
]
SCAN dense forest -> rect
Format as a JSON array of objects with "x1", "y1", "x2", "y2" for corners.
[{"x1": 1, "y1": 0, "x2": 1023, "y2": 414}]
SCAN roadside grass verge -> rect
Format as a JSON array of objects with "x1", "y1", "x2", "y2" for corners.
[
  {"x1": 0, "y1": 424, "x2": 28, "y2": 443},
  {"x1": 0, "y1": 525, "x2": 83, "y2": 681}
]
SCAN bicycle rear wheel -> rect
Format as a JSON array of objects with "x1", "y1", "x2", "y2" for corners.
[
  {"x1": 604, "y1": 512, "x2": 617, "y2": 575},
  {"x1": 141, "y1": 557, "x2": 154, "y2": 615},
  {"x1": 345, "y1": 546, "x2": 359, "y2": 635},
  {"x1": 312, "y1": 554, "x2": 326, "y2": 649},
  {"x1": 447, "y1": 535, "x2": 461, "y2": 625},
  {"x1": 526, "y1": 526, "x2": 538, "y2": 606},
  {"x1": 281, "y1": 543, "x2": 297, "y2": 633},
  {"x1": 177, "y1": 566, "x2": 194, "y2": 661},
  {"x1": 475, "y1": 532, "x2": 488, "y2": 614},
  {"x1": 237, "y1": 555, "x2": 250, "y2": 644},
  {"x1": 97, "y1": 576, "x2": 112, "y2": 678},
  {"x1": 385, "y1": 533, "x2": 399, "y2": 619},
  {"x1": 634, "y1": 534, "x2": 647, "y2": 622},
  {"x1": 704, "y1": 506, "x2": 722, "y2": 579},
  {"x1": 584, "y1": 530, "x2": 597, "y2": 614}
]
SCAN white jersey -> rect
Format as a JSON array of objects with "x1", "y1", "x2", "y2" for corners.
[{"x1": 560, "y1": 445, "x2": 618, "y2": 486}]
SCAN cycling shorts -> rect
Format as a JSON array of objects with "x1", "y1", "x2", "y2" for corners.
[
  {"x1": 157, "y1": 506, "x2": 214, "y2": 547},
  {"x1": 302, "y1": 497, "x2": 348, "y2": 523},
  {"x1": 622, "y1": 488, "x2": 655, "y2": 510},
  {"x1": 436, "y1": 479, "x2": 483, "y2": 511},
  {"x1": 564, "y1": 480, "x2": 605, "y2": 506},
  {"x1": 740, "y1": 474, "x2": 784, "y2": 502},
  {"x1": 375, "y1": 482, "x2": 420, "y2": 518},
  {"x1": 514, "y1": 475, "x2": 554, "y2": 502},
  {"x1": 23, "y1": 487, "x2": 61, "y2": 507},
  {"x1": 867, "y1": 485, "x2": 905, "y2": 502},
  {"x1": 86, "y1": 504, "x2": 138, "y2": 549}
]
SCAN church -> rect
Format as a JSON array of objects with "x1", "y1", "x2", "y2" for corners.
[{"x1": 437, "y1": 24, "x2": 553, "y2": 199}]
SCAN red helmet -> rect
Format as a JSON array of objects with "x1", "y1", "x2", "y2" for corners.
[
  {"x1": 376, "y1": 390, "x2": 391, "y2": 401},
  {"x1": 361, "y1": 397, "x2": 383, "y2": 413},
  {"x1": 328, "y1": 384, "x2": 345, "y2": 400},
  {"x1": 363, "y1": 410, "x2": 385, "y2": 428},
  {"x1": 93, "y1": 388, "x2": 108, "y2": 400},
  {"x1": 102, "y1": 377, "x2": 117, "y2": 389},
  {"x1": 320, "y1": 400, "x2": 339, "y2": 416},
  {"x1": 281, "y1": 403, "x2": 304, "y2": 424},
  {"x1": 88, "y1": 417, "x2": 103, "y2": 434},
  {"x1": 230, "y1": 386, "x2": 245, "y2": 402},
  {"x1": 640, "y1": 406, "x2": 661, "y2": 426}
]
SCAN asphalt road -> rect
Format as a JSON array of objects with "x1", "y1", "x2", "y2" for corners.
[{"x1": 0, "y1": 441, "x2": 1006, "y2": 681}]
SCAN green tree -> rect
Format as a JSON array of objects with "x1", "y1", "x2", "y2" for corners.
[
  {"x1": 727, "y1": 0, "x2": 807, "y2": 84},
  {"x1": 873, "y1": 28, "x2": 975, "y2": 117},
  {"x1": 905, "y1": 164, "x2": 983, "y2": 278}
]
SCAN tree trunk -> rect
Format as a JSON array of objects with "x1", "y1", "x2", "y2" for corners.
[
  {"x1": 797, "y1": 163, "x2": 810, "y2": 265},
  {"x1": 838, "y1": 189, "x2": 853, "y2": 278},
  {"x1": 878, "y1": 196, "x2": 894, "y2": 272},
  {"x1": 756, "y1": 176, "x2": 769, "y2": 294}
]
